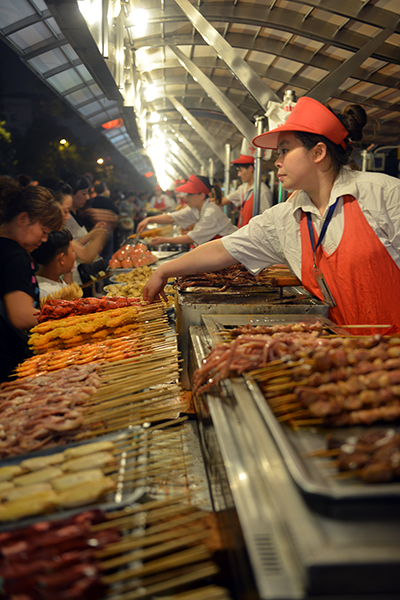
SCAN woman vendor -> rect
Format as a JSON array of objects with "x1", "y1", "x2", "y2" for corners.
[
  {"x1": 137, "y1": 175, "x2": 237, "y2": 246},
  {"x1": 0, "y1": 177, "x2": 63, "y2": 382},
  {"x1": 143, "y1": 97, "x2": 400, "y2": 331}
]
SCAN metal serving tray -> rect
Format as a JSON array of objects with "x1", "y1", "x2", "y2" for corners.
[
  {"x1": 242, "y1": 376, "x2": 400, "y2": 513},
  {"x1": 0, "y1": 428, "x2": 147, "y2": 531}
]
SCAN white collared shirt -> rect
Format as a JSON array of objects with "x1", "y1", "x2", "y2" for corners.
[
  {"x1": 171, "y1": 198, "x2": 237, "y2": 245},
  {"x1": 227, "y1": 180, "x2": 273, "y2": 214},
  {"x1": 222, "y1": 167, "x2": 400, "y2": 278}
]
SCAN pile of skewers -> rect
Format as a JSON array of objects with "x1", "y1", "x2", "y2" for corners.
[
  {"x1": 176, "y1": 264, "x2": 300, "y2": 290},
  {"x1": 193, "y1": 322, "x2": 400, "y2": 428},
  {"x1": 0, "y1": 497, "x2": 232, "y2": 600}
]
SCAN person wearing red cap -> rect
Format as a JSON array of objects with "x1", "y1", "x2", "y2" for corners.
[
  {"x1": 142, "y1": 97, "x2": 400, "y2": 332},
  {"x1": 222, "y1": 154, "x2": 272, "y2": 226},
  {"x1": 149, "y1": 185, "x2": 176, "y2": 212},
  {"x1": 136, "y1": 175, "x2": 237, "y2": 246}
]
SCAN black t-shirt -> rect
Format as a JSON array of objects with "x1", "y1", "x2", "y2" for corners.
[{"x1": 0, "y1": 238, "x2": 39, "y2": 382}]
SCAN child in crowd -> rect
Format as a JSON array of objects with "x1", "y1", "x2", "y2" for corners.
[{"x1": 32, "y1": 228, "x2": 76, "y2": 299}]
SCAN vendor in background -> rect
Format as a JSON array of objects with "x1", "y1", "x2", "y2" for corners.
[
  {"x1": 137, "y1": 175, "x2": 237, "y2": 247},
  {"x1": 31, "y1": 228, "x2": 76, "y2": 300},
  {"x1": 142, "y1": 98, "x2": 400, "y2": 332},
  {"x1": 0, "y1": 177, "x2": 63, "y2": 382},
  {"x1": 149, "y1": 185, "x2": 176, "y2": 212},
  {"x1": 222, "y1": 154, "x2": 273, "y2": 226}
]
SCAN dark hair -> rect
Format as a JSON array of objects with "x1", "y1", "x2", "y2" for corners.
[
  {"x1": 39, "y1": 177, "x2": 73, "y2": 204},
  {"x1": 16, "y1": 174, "x2": 32, "y2": 187},
  {"x1": 31, "y1": 228, "x2": 73, "y2": 265},
  {"x1": 0, "y1": 176, "x2": 63, "y2": 230},
  {"x1": 94, "y1": 181, "x2": 107, "y2": 195},
  {"x1": 210, "y1": 184, "x2": 222, "y2": 205},
  {"x1": 60, "y1": 168, "x2": 90, "y2": 195},
  {"x1": 235, "y1": 163, "x2": 254, "y2": 170},
  {"x1": 295, "y1": 103, "x2": 367, "y2": 177},
  {"x1": 196, "y1": 175, "x2": 212, "y2": 193}
]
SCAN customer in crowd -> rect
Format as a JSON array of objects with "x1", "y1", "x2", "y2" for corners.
[
  {"x1": 31, "y1": 228, "x2": 76, "y2": 300},
  {"x1": 0, "y1": 176, "x2": 63, "y2": 382},
  {"x1": 81, "y1": 180, "x2": 119, "y2": 265}
]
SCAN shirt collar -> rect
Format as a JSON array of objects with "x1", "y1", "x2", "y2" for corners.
[{"x1": 290, "y1": 166, "x2": 358, "y2": 216}]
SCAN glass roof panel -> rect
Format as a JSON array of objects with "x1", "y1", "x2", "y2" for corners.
[
  {"x1": 8, "y1": 21, "x2": 54, "y2": 50},
  {"x1": 47, "y1": 69, "x2": 84, "y2": 93},
  {"x1": 28, "y1": 48, "x2": 69, "y2": 74},
  {"x1": 0, "y1": 0, "x2": 35, "y2": 28}
]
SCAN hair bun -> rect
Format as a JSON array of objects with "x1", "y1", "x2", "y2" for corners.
[{"x1": 342, "y1": 104, "x2": 367, "y2": 142}]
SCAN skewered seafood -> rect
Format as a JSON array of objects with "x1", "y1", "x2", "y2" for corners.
[
  {"x1": 39, "y1": 281, "x2": 83, "y2": 308},
  {"x1": 0, "y1": 365, "x2": 102, "y2": 456},
  {"x1": 17, "y1": 332, "x2": 147, "y2": 378},
  {"x1": 38, "y1": 296, "x2": 140, "y2": 322}
]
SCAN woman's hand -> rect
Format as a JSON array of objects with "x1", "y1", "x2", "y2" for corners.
[
  {"x1": 94, "y1": 221, "x2": 108, "y2": 230},
  {"x1": 142, "y1": 270, "x2": 168, "y2": 304},
  {"x1": 149, "y1": 236, "x2": 168, "y2": 246},
  {"x1": 136, "y1": 217, "x2": 151, "y2": 234}
]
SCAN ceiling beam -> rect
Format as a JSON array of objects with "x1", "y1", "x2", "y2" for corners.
[
  {"x1": 169, "y1": 44, "x2": 257, "y2": 143},
  {"x1": 172, "y1": 0, "x2": 281, "y2": 109},
  {"x1": 169, "y1": 97, "x2": 225, "y2": 161}
]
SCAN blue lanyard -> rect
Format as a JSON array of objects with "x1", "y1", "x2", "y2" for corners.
[{"x1": 306, "y1": 198, "x2": 339, "y2": 265}]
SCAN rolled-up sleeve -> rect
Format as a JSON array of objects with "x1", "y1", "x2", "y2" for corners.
[{"x1": 222, "y1": 209, "x2": 287, "y2": 274}]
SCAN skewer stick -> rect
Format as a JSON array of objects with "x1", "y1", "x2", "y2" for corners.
[
  {"x1": 105, "y1": 562, "x2": 219, "y2": 600},
  {"x1": 101, "y1": 545, "x2": 211, "y2": 584},
  {"x1": 305, "y1": 448, "x2": 340, "y2": 458},
  {"x1": 98, "y1": 523, "x2": 208, "y2": 558},
  {"x1": 101, "y1": 530, "x2": 210, "y2": 569}
]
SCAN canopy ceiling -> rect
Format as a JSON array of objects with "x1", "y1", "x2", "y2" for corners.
[{"x1": 1, "y1": 0, "x2": 399, "y2": 186}]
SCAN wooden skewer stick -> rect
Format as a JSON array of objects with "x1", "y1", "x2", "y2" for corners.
[
  {"x1": 305, "y1": 448, "x2": 341, "y2": 458},
  {"x1": 105, "y1": 562, "x2": 219, "y2": 600},
  {"x1": 97, "y1": 522, "x2": 207, "y2": 558},
  {"x1": 101, "y1": 545, "x2": 211, "y2": 584},
  {"x1": 101, "y1": 530, "x2": 210, "y2": 570}
]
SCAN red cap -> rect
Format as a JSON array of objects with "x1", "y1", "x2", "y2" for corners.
[
  {"x1": 231, "y1": 154, "x2": 255, "y2": 165},
  {"x1": 175, "y1": 175, "x2": 211, "y2": 195},
  {"x1": 153, "y1": 184, "x2": 162, "y2": 192},
  {"x1": 252, "y1": 97, "x2": 349, "y2": 150}
]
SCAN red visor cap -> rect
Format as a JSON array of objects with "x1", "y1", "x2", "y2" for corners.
[
  {"x1": 231, "y1": 154, "x2": 255, "y2": 165},
  {"x1": 175, "y1": 175, "x2": 210, "y2": 195},
  {"x1": 252, "y1": 97, "x2": 349, "y2": 150}
]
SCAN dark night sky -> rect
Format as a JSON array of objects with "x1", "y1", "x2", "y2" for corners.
[{"x1": 0, "y1": 39, "x2": 102, "y2": 144}]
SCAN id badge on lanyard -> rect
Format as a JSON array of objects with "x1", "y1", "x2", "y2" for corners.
[{"x1": 306, "y1": 199, "x2": 339, "y2": 308}]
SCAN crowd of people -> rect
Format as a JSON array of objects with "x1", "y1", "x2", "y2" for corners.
[{"x1": 2, "y1": 96, "x2": 399, "y2": 384}]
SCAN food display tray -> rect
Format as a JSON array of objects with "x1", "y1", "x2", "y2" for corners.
[
  {"x1": 242, "y1": 376, "x2": 400, "y2": 514},
  {"x1": 0, "y1": 429, "x2": 147, "y2": 531}
]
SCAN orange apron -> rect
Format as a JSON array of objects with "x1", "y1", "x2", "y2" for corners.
[
  {"x1": 238, "y1": 189, "x2": 254, "y2": 227},
  {"x1": 300, "y1": 194, "x2": 400, "y2": 333},
  {"x1": 154, "y1": 197, "x2": 166, "y2": 210}
]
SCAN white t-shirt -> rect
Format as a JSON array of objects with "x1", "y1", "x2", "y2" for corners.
[
  {"x1": 171, "y1": 199, "x2": 237, "y2": 245},
  {"x1": 36, "y1": 276, "x2": 67, "y2": 300},
  {"x1": 227, "y1": 180, "x2": 273, "y2": 214},
  {"x1": 222, "y1": 167, "x2": 400, "y2": 278},
  {"x1": 64, "y1": 213, "x2": 88, "y2": 241}
]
